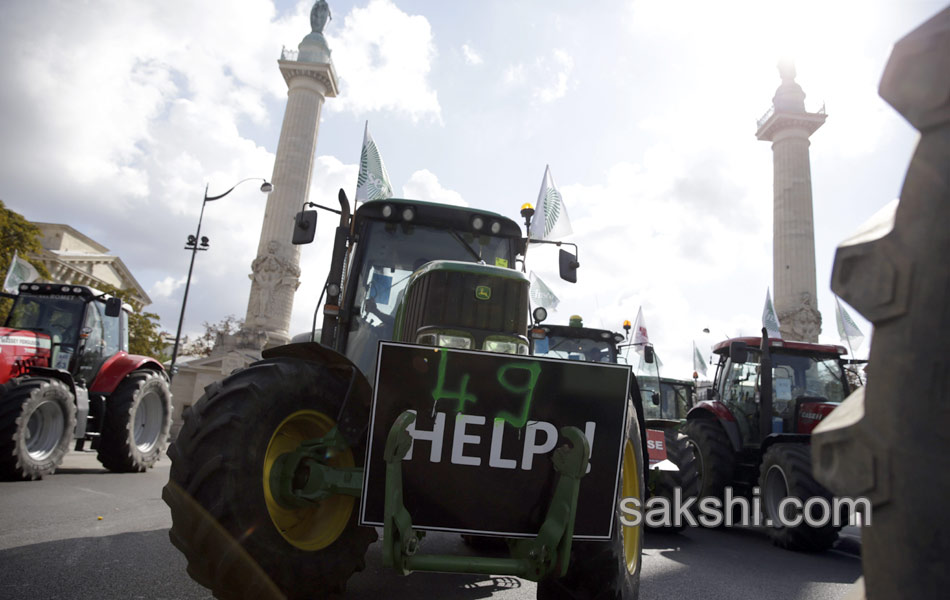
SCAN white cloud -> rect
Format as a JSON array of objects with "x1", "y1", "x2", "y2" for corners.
[
  {"x1": 502, "y1": 49, "x2": 575, "y2": 104},
  {"x1": 401, "y1": 170, "x2": 467, "y2": 207},
  {"x1": 462, "y1": 43, "x2": 483, "y2": 65},
  {"x1": 327, "y1": 0, "x2": 441, "y2": 122},
  {"x1": 150, "y1": 275, "x2": 188, "y2": 300}
]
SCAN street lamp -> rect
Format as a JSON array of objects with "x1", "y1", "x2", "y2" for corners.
[{"x1": 168, "y1": 178, "x2": 273, "y2": 379}]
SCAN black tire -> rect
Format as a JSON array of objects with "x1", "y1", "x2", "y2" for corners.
[
  {"x1": 0, "y1": 377, "x2": 76, "y2": 481},
  {"x1": 646, "y1": 429, "x2": 701, "y2": 533},
  {"x1": 537, "y1": 400, "x2": 644, "y2": 599},
  {"x1": 760, "y1": 443, "x2": 840, "y2": 552},
  {"x1": 97, "y1": 370, "x2": 172, "y2": 472},
  {"x1": 162, "y1": 357, "x2": 377, "y2": 600},
  {"x1": 682, "y1": 419, "x2": 735, "y2": 500}
]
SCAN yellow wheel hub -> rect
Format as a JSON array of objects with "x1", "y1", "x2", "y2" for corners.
[
  {"x1": 621, "y1": 439, "x2": 641, "y2": 574},
  {"x1": 263, "y1": 410, "x2": 355, "y2": 551}
]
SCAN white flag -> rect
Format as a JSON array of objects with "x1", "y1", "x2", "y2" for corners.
[
  {"x1": 693, "y1": 341, "x2": 707, "y2": 377},
  {"x1": 529, "y1": 165, "x2": 572, "y2": 240},
  {"x1": 632, "y1": 306, "x2": 649, "y2": 355},
  {"x1": 3, "y1": 250, "x2": 40, "y2": 294},
  {"x1": 528, "y1": 271, "x2": 559, "y2": 310},
  {"x1": 762, "y1": 288, "x2": 782, "y2": 338},
  {"x1": 835, "y1": 296, "x2": 865, "y2": 353},
  {"x1": 355, "y1": 121, "x2": 393, "y2": 203}
]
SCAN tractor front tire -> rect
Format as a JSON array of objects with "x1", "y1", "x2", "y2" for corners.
[
  {"x1": 0, "y1": 377, "x2": 76, "y2": 480},
  {"x1": 760, "y1": 443, "x2": 840, "y2": 552},
  {"x1": 162, "y1": 357, "x2": 377, "y2": 600},
  {"x1": 647, "y1": 429, "x2": 701, "y2": 533},
  {"x1": 97, "y1": 370, "x2": 172, "y2": 472},
  {"x1": 682, "y1": 419, "x2": 735, "y2": 500},
  {"x1": 537, "y1": 400, "x2": 644, "y2": 599}
]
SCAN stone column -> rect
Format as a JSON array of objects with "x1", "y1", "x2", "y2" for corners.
[
  {"x1": 245, "y1": 42, "x2": 338, "y2": 347},
  {"x1": 756, "y1": 61, "x2": 825, "y2": 342}
]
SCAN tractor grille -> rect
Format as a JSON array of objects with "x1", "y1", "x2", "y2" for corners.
[{"x1": 398, "y1": 268, "x2": 528, "y2": 343}]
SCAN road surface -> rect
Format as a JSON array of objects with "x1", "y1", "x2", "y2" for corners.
[{"x1": 0, "y1": 451, "x2": 862, "y2": 599}]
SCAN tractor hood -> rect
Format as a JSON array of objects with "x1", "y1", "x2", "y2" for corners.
[
  {"x1": 392, "y1": 260, "x2": 530, "y2": 351},
  {"x1": 0, "y1": 327, "x2": 52, "y2": 383}
]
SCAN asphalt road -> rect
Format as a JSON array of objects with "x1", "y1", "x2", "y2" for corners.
[{"x1": 0, "y1": 451, "x2": 863, "y2": 600}]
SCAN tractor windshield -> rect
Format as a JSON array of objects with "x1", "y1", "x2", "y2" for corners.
[
  {"x1": 534, "y1": 335, "x2": 616, "y2": 363},
  {"x1": 659, "y1": 380, "x2": 692, "y2": 420},
  {"x1": 769, "y1": 351, "x2": 848, "y2": 406},
  {"x1": 344, "y1": 219, "x2": 516, "y2": 375},
  {"x1": 5, "y1": 294, "x2": 85, "y2": 349}
]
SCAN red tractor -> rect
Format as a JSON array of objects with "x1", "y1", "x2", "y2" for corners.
[
  {"x1": 0, "y1": 282, "x2": 172, "y2": 480},
  {"x1": 683, "y1": 330, "x2": 857, "y2": 550}
]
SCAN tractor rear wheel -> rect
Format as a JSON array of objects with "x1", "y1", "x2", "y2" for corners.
[
  {"x1": 0, "y1": 377, "x2": 76, "y2": 480},
  {"x1": 647, "y1": 429, "x2": 701, "y2": 532},
  {"x1": 537, "y1": 399, "x2": 644, "y2": 599},
  {"x1": 162, "y1": 357, "x2": 377, "y2": 600},
  {"x1": 97, "y1": 370, "x2": 172, "y2": 472},
  {"x1": 760, "y1": 443, "x2": 840, "y2": 551},
  {"x1": 682, "y1": 419, "x2": 735, "y2": 500}
]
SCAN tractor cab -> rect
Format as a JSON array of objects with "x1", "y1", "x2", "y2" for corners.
[
  {"x1": 657, "y1": 378, "x2": 694, "y2": 421},
  {"x1": 317, "y1": 198, "x2": 546, "y2": 376},
  {"x1": 1, "y1": 283, "x2": 126, "y2": 384},
  {"x1": 701, "y1": 336, "x2": 850, "y2": 447},
  {"x1": 529, "y1": 318, "x2": 624, "y2": 364}
]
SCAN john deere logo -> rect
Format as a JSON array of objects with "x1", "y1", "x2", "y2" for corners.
[{"x1": 475, "y1": 285, "x2": 492, "y2": 300}]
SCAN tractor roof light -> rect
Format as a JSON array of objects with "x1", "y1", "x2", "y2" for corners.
[
  {"x1": 19, "y1": 283, "x2": 28, "y2": 292},
  {"x1": 520, "y1": 203, "x2": 535, "y2": 218},
  {"x1": 471, "y1": 215, "x2": 485, "y2": 231},
  {"x1": 623, "y1": 319, "x2": 631, "y2": 331},
  {"x1": 532, "y1": 306, "x2": 547, "y2": 323},
  {"x1": 402, "y1": 207, "x2": 415, "y2": 222},
  {"x1": 600, "y1": 332, "x2": 611, "y2": 339},
  {"x1": 30, "y1": 284, "x2": 40, "y2": 291},
  {"x1": 72, "y1": 287, "x2": 82, "y2": 293},
  {"x1": 530, "y1": 327, "x2": 547, "y2": 340},
  {"x1": 490, "y1": 221, "x2": 501, "y2": 234},
  {"x1": 381, "y1": 204, "x2": 394, "y2": 218},
  {"x1": 61, "y1": 285, "x2": 70, "y2": 292}
]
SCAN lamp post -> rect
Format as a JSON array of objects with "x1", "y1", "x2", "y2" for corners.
[{"x1": 168, "y1": 178, "x2": 273, "y2": 379}]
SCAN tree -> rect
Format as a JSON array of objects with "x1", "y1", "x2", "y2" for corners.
[
  {"x1": 0, "y1": 200, "x2": 51, "y2": 323},
  {"x1": 95, "y1": 283, "x2": 168, "y2": 361},
  {"x1": 180, "y1": 315, "x2": 244, "y2": 358}
]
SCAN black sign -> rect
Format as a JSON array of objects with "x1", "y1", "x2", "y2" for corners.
[{"x1": 359, "y1": 342, "x2": 631, "y2": 540}]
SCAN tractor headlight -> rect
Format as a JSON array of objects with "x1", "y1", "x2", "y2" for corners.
[
  {"x1": 483, "y1": 336, "x2": 529, "y2": 355},
  {"x1": 437, "y1": 334, "x2": 472, "y2": 349},
  {"x1": 417, "y1": 331, "x2": 473, "y2": 350}
]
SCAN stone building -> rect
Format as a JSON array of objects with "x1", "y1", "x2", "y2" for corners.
[{"x1": 30, "y1": 222, "x2": 151, "y2": 309}]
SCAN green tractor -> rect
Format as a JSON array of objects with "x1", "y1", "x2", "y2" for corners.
[
  {"x1": 531, "y1": 316, "x2": 700, "y2": 532},
  {"x1": 163, "y1": 194, "x2": 647, "y2": 599}
]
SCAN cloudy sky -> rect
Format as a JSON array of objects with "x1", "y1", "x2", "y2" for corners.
[{"x1": 0, "y1": 0, "x2": 943, "y2": 377}]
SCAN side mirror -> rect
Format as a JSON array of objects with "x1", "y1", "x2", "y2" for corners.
[
  {"x1": 644, "y1": 345, "x2": 655, "y2": 364},
  {"x1": 706, "y1": 387, "x2": 716, "y2": 400},
  {"x1": 558, "y1": 249, "x2": 578, "y2": 283},
  {"x1": 729, "y1": 341, "x2": 748, "y2": 364},
  {"x1": 651, "y1": 392, "x2": 660, "y2": 406},
  {"x1": 292, "y1": 210, "x2": 318, "y2": 245},
  {"x1": 104, "y1": 297, "x2": 122, "y2": 318}
]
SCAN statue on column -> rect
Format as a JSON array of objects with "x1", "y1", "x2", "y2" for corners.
[{"x1": 311, "y1": 1, "x2": 331, "y2": 34}]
